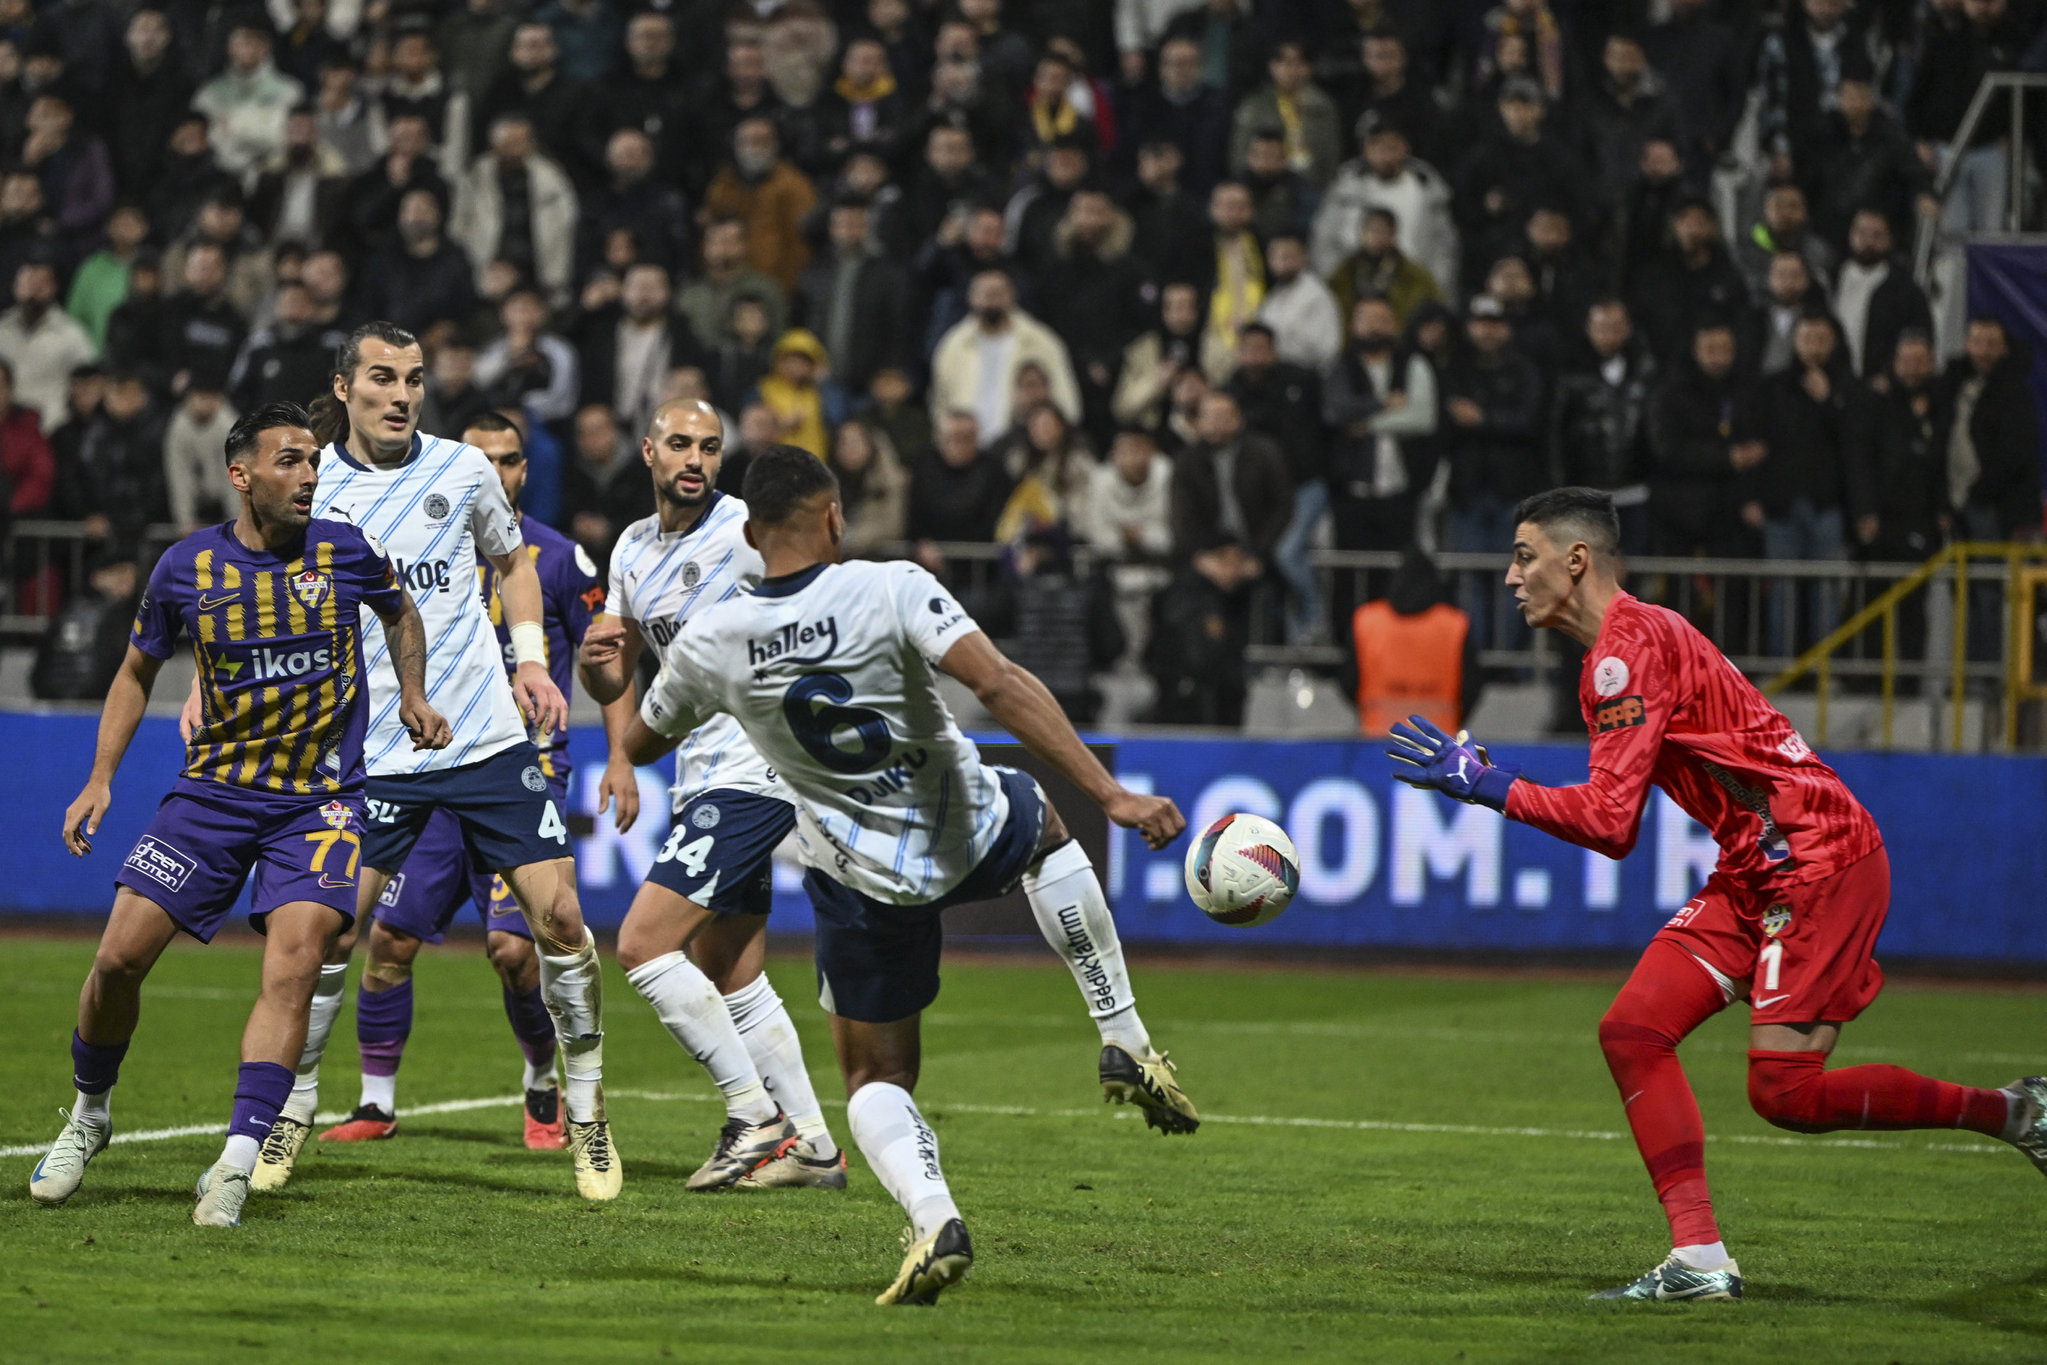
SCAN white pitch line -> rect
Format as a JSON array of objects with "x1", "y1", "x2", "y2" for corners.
[{"x1": 3, "y1": 1089, "x2": 2012, "y2": 1160}]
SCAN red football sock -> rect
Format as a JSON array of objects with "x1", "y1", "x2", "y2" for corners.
[
  {"x1": 1598, "y1": 939, "x2": 1732, "y2": 1248},
  {"x1": 1747, "y1": 1051, "x2": 2010, "y2": 1135}
]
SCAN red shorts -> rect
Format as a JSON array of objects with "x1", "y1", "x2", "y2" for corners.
[{"x1": 1653, "y1": 845, "x2": 1890, "y2": 1026}]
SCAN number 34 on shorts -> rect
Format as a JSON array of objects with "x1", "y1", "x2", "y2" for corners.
[{"x1": 657, "y1": 823, "x2": 713, "y2": 876}]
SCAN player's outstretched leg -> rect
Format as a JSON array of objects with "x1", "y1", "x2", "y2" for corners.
[
  {"x1": 196, "y1": 901, "x2": 344, "y2": 1227},
  {"x1": 839, "y1": 1018, "x2": 972, "y2": 1306},
  {"x1": 322, "y1": 922, "x2": 423, "y2": 1142},
  {"x1": 618, "y1": 887, "x2": 794, "y2": 1190},
  {"x1": 504, "y1": 857, "x2": 620, "y2": 1200},
  {"x1": 32, "y1": 892, "x2": 179, "y2": 1206},
  {"x1": 483, "y1": 914, "x2": 565, "y2": 1151},
  {"x1": 1591, "y1": 939, "x2": 1743, "y2": 1302},
  {"x1": 1020, "y1": 810, "x2": 1198, "y2": 1135}
]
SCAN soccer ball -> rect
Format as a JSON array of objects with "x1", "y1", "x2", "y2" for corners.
[{"x1": 1184, "y1": 814, "x2": 1299, "y2": 928}]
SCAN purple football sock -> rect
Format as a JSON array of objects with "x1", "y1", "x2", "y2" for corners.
[
  {"x1": 72, "y1": 1031, "x2": 129, "y2": 1094},
  {"x1": 502, "y1": 983, "x2": 558, "y2": 1072},
  {"x1": 356, "y1": 978, "x2": 413, "y2": 1078},
  {"x1": 227, "y1": 1061, "x2": 295, "y2": 1145}
]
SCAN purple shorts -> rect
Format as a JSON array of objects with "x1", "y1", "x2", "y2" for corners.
[
  {"x1": 371, "y1": 806, "x2": 532, "y2": 944},
  {"x1": 115, "y1": 782, "x2": 362, "y2": 943}
]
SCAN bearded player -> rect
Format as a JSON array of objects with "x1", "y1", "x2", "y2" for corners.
[{"x1": 1388, "y1": 486, "x2": 2047, "y2": 1302}]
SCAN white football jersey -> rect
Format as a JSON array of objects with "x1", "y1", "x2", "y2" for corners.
[
  {"x1": 641, "y1": 559, "x2": 1004, "y2": 904},
  {"x1": 607, "y1": 493, "x2": 780, "y2": 809},
  {"x1": 313, "y1": 433, "x2": 528, "y2": 775}
]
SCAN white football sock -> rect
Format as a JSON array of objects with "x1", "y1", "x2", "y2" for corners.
[
  {"x1": 1673, "y1": 1241, "x2": 1732, "y2": 1271},
  {"x1": 625, "y1": 951, "x2": 776, "y2": 1123},
  {"x1": 74, "y1": 1087, "x2": 110, "y2": 1123},
  {"x1": 724, "y1": 973, "x2": 836, "y2": 1157},
  {"x1": 220, "y1": 1134, "x2": 260, "y2": 1174},
  {"x1": 537, "y1": 932, "x2": 606, "y2": 1124},
  {"x1": 282, "y1": 962, "x2": 347, "y2": 1124},
  {"x1": 847, "y1": 1081, "x2": 959, "y2": 1240},
  {"x1": 359, "y1": 1073, "x2": 396, "y2": 1114},
  {"x1": 522, "y1": 1056, "x2": 558, "y2": 1092},
  {"x1": 1022, "y1": 842, "x2": 1151, "y2": 1055}
]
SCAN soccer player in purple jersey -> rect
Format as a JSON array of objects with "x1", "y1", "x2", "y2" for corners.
[
  {"x1": 318, "y1": 411, "x2": 641, "y2": 1150},
  {"x1": 31, "y1": 403, "x2": 449, "y2": 1227}
]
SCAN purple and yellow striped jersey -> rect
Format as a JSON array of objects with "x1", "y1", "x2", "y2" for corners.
[{"x1": 131, "y1": 519, "x2": 406, "y2": 797}]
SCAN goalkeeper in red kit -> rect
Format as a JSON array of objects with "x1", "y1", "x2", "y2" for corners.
[{"x1": 1389, "y1": 487, "x2": 2047, "y2": 1303}]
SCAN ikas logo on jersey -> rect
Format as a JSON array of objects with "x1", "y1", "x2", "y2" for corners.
[
  {"x1": 319, "y1": 800, "x2": 352, "y2": 831},
  {"x1": 292, "y1": 570, "x2": 331, "y2": 610},
  {"x1": 1594, "y1": 695, "x2": 1646, "y2": 733},
  {"x1": 1762, "y1": 903, "x2": 1793, "y2": 938},
  {"x1": 218, "y1": 642, "x2": 334, "y2": 683}
]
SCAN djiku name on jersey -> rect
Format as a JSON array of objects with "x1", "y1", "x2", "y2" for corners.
[
  {"x1": 311, "y1": 433, "x2": 529, "y2": 777},
  {"x1": 640, "y1": 558, "x2": 1001, "y2": 905},
  {"x1": 609, "y1": 493, "x2": 779, "y2": 809}
]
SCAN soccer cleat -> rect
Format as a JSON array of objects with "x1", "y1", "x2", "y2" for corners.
[
  {"x1": 1099, "y1": 1045, "x2": 1201, "y2": 1135},
  {"x1": 191, "y1": 1162, "x2": 252, "y2": 1227},
  {"x1": 29, "y1": 1109, "x2": 110, "y2": 1207},
  {"x1": 736, "y1": 1138, "x2": 849, "y2": 1189},
  {"x1": 875, "y1": 1218, "x2": 974, "y2": 1306},
  {"x1": 2004, "y1": 1076, "x2": 2047, "y2": 1174},
  {"x1": 686, "y1": 1111, "x2": 798, "y2": 1191},
  {"x1": 250, "y1": 1116, "x2": 311, "y2": 1191},
  {"x1": 566, "y1": 1117, "x2": 622, "y2": 1200},
  {"x1": 319, "y1": 1104, "x2": 398, "y2": 1142},
  {"x1": 1590, "y1": 1254, "x2": 1743, "y2": 1302},
  {"x1": 523, "y1": 1086, "x2": 567, "y2": 1151}
]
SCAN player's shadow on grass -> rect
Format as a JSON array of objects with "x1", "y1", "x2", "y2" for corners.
[
  {"x1": 1926, "y1": 1264, "x2": 2047, "y2": 1337},
  {"x1": 579, "y1": 1262, "x2": 871, "y2": 1296},
  {"x1": 305, "y1": 1161, "x2": 560, "y2": 1196}
]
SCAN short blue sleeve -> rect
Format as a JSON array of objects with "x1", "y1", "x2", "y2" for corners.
[{"x1": 129, "y1": 550, "x2": 186, "y2": 659}]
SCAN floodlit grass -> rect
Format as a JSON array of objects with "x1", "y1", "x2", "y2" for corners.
[{"x1": 2, "y1": 934, "x2": 2044, "y2": 1362}]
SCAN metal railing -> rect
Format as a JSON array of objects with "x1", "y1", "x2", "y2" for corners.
[
  {"x1": 1913, "y1": 71, "x2": 2047, "y2": 290},
  {"x1": 1, "y1": 519, "x2": 183, "y2": 639}
]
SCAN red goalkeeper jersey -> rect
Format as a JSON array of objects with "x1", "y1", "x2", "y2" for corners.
[{"x1": 1506, "y1": 591, "x2": 1881, "y2": 888}]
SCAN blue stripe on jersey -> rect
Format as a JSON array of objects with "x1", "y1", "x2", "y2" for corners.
[
  {"x1": 364, "y1": 598, "x2": 483, "y2": 767},
  {"x1": 444, "y1": 671, "x2": 506, "y2": 767}
]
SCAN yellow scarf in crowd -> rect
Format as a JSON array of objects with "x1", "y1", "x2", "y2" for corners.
[{"x1": 835, "y1": 70, "x2": 898, "y2": 105}]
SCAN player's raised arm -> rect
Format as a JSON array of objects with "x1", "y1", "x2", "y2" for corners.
[
  {"x1": 936, "y1": 629, "x2": 1185, "y2": 851},
  {"x1": 62, "y1": 644, "x2": 166, "y2": 856},
  {"x1": 369, "y1": 590, "x2": 452, "y2": 751},
  {"x1": 576, "y1": 612, "x2": 641, "y2": 706}
]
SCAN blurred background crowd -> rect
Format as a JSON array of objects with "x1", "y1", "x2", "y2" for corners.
[{"x1": 1, "y1": 0, "x2": 2044, "y2": 725}]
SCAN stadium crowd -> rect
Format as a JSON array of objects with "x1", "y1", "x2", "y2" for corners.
[{"x1": 1, "y1": 0, "x2": 2045, "y2": 722}]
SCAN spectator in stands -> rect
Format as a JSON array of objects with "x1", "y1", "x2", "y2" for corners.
[
  {"x1": 817, "y1": 36, "x2": 910, "y2": 173},
  {"x1": 1328, "y1": 207, "x2": 1440, "y2": 332},
  {"x1": 1007, "y1": 134, "x2": 1091, "y2": 281},
  {"x1": 756, "y1": 328, "x2": 833, "y2": 458},
  {"x1": 908, "y1": 409, "x2": 1011, "y2": 549},
  {"x1": 561, "y1": 401, "x2": 652, "y2": 562},
  {"x1": 576, "y1": 262, "x2": 687, "y2": 440},
  {"x1": 159, "y1": 241, "x2": 249, "y2": 398},
  {"x1": 359, "y1": 188, "x2": 476, "y2": 338},
  {"x1": 1442, "y1": 295, "x2": 1546, "y2": 594},
  {"x1": 576, "y1": 128, "x2": 691, "y2": 278},
  {"x1": 52, "y1": 369, "x2": 165, "y2": 568},
  {"x1": 478, "y1": 21, "x2": 598, "y2": 182},
  {"x1": 342, "y1": 111, "x2": 448, "y2": 262},
  {"x1": 1348, "y1": 28, "x2": 1442, "y2": 171},
  {"x1": 0, "y1": 358, "x2": 53, "y2": 519},
  {"x1": 151, "y1": 115, "x2": 238, "y2": 248},
  {"x1": 1237, "y1": 127, "x2": 1318, "y2": 244},
  {"x1": 1452, "y1": 76, "x2": 1578, "y2": 285},
  {"x1": 1125, "y1": 135, "x2": 1210, "y2": 289},
  {"x1": 103, "y1": 251, "x2": 166, "y2": 386},
  {"x1": 1941, "y1": 315, "x2": 2042, "y2": 543},
  {"x1": 703, "y1": 117, "x2": 817, "y2": 294},
  {"x1": 1036, "y1": 186, "x2": 1149, "y2": 442},
  {"x1": 865, "y1": 365, "x2": 930, "y2": 467},
  {"x1": 605, "y1": 13, "x2": 690, "y2": 188},
  {"x1": 1121, "y1": 36, "x2": 1230, "y2": 198},
  {"x1": 64, "y1": 204, "x2": 145, "y2": 352},
  {"x1": 1833, "y1": 208, "x2": 1932, "y2": 381},
  {"x1": 1255, "y1": 230, "x2": 1340, "y2": 375},
  {"x1": 0, "y1": 258, "x2": 95, "y2": 429},
  {"x1": 1550, "y1": 298, "x2": 1658, "y2": 555},
  {"x1": 895, "y1": 123, "x2": 998, "y2": 259},
  {"x1": 1867, "y1": 329, "x2": 1948, "y2": 563},
  {"x1": 249, "y1": 105, "x2": 347, "y2": 249},
  {"x1": 452, "y1": 114, "x2": 579, "y2": 308},
  {"x1": 1734, "y1": 180, "x2": 1837, "y2": 299},
  {"x1": 827, "y1": 417, "x2": 908, "y2": 557},
  {"x1": 995, "y1": 400, "x2": 1094, "y2": 542},
  {"x1": 379, "y1": 27, "x2": 465, "y2": 170},
  {"x1": 538, "y1": 0, "x2": 621, "y2": 87},
  {"x1": 707, "y1": 292, "x2": 775, "y2": 416},
  {"x1": 1905, "y1": 0, "x2": 2027, "y2": 234},
  {"x1": 1758, "y1": 0, "x2": 1874, "y2": 174},
  {"x1": 1578, "y1": 30, "x2": 1685, "y2": 209},
  {"x1": 1753, "y1": 311, "x2": 1871, "y2": 653},
  {"x1": 163, "y1": 377, "x2": 236, "y2": 533},
  {"x1": 679, "y1": 218, "x2": 787, "y2": 350},
  {"x1": 229, "y1": 279, "x2": 332, "y2": 413},
  {"x1": 715, "y1": 400, "x2": 779, "y2": 497},
  {"x1": 314, "y1": 57, "x2": 378, "y2": 177},
  {"x1": 1522, "y1": 203, "x2": 1599, "y2": 339},
  {"x1": 929, "y1": 269, "x2": 1080, "y2": 442},
  {"x1": 1346, "y1": 546, "x2": 1479, "y2": 739},
  {"x1": 22, "y1": 94, "x2": 111, "y2": 251},
  {"x1": 1323, "y1": 293, "x2": 1438, "y2": 553},
  {"x1": 1229, "y1": 38, "x2": 1339, "y2": 189},
  {"x1": 111, "y1": 9, "x2": 193, "y2": 203},
  {"x1": 1081, "y1": 424, "x2": 1175, "y2": 564},
  {"x1": 1113, "y1": 280, "x2": 1231, "y2": 432},
  {"x1": 1486, "y1": 255, "x2": 1567, "y2": 377},
  {"x1": 1312, "y1": 118, "x2": 1456, "y2": 297},
  {"x1": 476, "y1": 286, "x2": 578, "y2": 423},
  {"x1": 1745, "y1": 251, "x2": 1828, "y2": 379},
  {"x1": 796, "y1": 193, "x2": 907, "y2": 396},
  {"x1": 1805, "y1": 55, "x2": 1937, "y2": 249},
  {"x1": 1172, "y1": 388, "x2": 1290, "y2": 571},
  {"x1": 1630, "y1": 196, "x2": 1750, "y2": 368},
  {"x1": 1644, "y1": 0, "x2": 1744, "y2": 171},
  {"x1": 164, "y1": 189, "x2": 272, "y2": 323},
  {"x1": 1230, "y1": 321, "x2": 1325, "y2": 642},
  {"x1": 1649, "y1": 318, "x2": 1762, "y2": 555},
  {"x1": 193, "y1": 21, "x2": 304, "y2": 179},
  {"x1": 1147, "y1": 535, "x2": 1257, "y2": 727},
  {"x1": 913, "y1": 202, "x2": 1014, "y2": 358}
]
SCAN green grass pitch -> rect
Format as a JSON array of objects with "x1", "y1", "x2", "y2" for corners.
[{"x1": 2, "y1": 933, "x2": 2044, "y2": 1363}]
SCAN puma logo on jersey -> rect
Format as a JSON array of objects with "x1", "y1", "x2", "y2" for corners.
[
  {"x1": 1594, "y1": 695, "x2": 1647, "y2": 732},
  {"x1": 747, "y1": 615, "x2": 839, "y2": 669}
]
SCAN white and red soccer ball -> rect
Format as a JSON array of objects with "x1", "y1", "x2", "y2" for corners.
[{"x1": 1183, "y1": 813, "x2": 1299, "y2": 928}]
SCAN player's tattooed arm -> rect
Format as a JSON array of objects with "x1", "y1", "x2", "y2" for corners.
[
  {"x1": 490, "y1": 546, "x2": 569, "y2": 734},
  {"x1": 576, "y1": 613, "x2": 642, "y2": 706},
  {"x1": 937, "y1": 631, "x2": 1187, "y2": 850},
  {"x1": 63, "y1": 645, "x2": 165, "y2": 856},
  {"x1": 372, "y1": 593, "x2": 452, "y2": 751}
]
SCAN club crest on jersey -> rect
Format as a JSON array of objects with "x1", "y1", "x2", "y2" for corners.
[
  {"x1": 424, "y1": 493, "x2": 450, "y2": 521},
  {"x1": 1592, "y1": 656, "x2": 1631, "y2": 698},
  {"x1": 1762, "y1": 903, "x2": 1793, "y2": 937},
  {"x1": 692, "y1": 803, "x2": 720, "y2": 830},
  {"x1": 682, "y1": 561, "x2": 701, "y2": 590},
  {"x1": 521, "y1": 765, "x2": 547, "y2": 792},
  {"x1": 292, "y1": 570, "x2": 331, "y2": 610},
  {"x1": 319, "y1": 800, "x2": 352, "y2": 831},
  {"x1": 1594, "y1": 695, "x2": 1646, "y2": 732}
]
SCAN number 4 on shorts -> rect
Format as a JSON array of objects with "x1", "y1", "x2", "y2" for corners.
[{"x1": 539, "y1": 800, "x2": 567, "y2": 844}]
